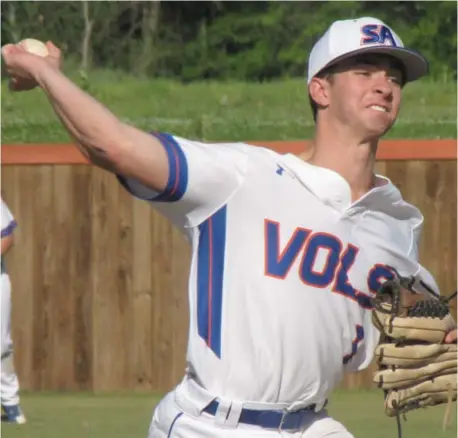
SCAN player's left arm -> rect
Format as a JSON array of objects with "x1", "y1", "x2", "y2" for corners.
[{"x1": 1, "y1": 235, "x2": 14, "y2": 256}]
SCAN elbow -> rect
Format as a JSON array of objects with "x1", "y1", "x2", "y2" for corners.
[{"x1": 80, "y1": 124, "x2": 131, "y2": 173}]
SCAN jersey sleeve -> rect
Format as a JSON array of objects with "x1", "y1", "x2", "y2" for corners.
[
  {"x1": 1, "y1": 199, "x2": 17, "y2": 238},
  {"x1": 116, "y1": 132, "x2": 248, "y2": 229}
]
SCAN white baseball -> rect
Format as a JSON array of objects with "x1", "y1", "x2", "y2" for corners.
[{"x1": 19, "y1": 38, "x2": 49, "y2": 57}]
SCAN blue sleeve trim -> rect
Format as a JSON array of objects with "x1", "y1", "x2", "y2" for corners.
[
  {"x1": 1, "y1": 220, "x2": 17, "y2": 238},
  {"x1": 116, "y1": 132, "x2": 188, "y2": 203},
  {"x1": 151, "y1": 132, "x2": 188, "y2": 202}
]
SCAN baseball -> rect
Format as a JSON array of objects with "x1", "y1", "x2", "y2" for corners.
[{"x1": 19, "y1": 38, "x2": 49, "y2": 57}]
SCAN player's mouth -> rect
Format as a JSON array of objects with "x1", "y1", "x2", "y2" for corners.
[{"x1": 368, "y1": 104, "x2": 389, "y2": 113}]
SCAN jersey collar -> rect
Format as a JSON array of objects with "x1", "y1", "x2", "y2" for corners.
[{"x1": 278, "y1": 153, "x2": 403, "y2": 212}]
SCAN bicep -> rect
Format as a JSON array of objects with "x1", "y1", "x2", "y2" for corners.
[{"x1": 111, "y1": 124, "x2": 170, "y2": 194}]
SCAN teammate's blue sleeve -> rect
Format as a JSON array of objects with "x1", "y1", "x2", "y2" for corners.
[
  {"x1": 1, "y1": 199, "x2": 17, "y2": 237},
  {"x1": 117, "y1": 132, "x2": 248, "y2": 229}
]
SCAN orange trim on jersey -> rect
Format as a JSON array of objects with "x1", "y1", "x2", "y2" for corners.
[{"x1": 207, "y1": 216, "x2": 214, "y2": 348}]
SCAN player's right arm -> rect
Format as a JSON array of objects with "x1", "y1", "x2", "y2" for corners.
[
  {"x1": 1, "y1": 42, "x2": 248, "y2": 227},
  {"x1": 1, "y1": 42, "x2": 169, "y2": 194}
]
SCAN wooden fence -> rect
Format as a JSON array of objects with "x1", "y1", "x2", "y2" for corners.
[{"x1": 1, "y1": 140, "x2": 457, "y2": 393}]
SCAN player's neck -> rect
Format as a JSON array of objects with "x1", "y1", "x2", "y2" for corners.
[{"x1": 304, "y1": 124, "x2": 379, "y2": 202}]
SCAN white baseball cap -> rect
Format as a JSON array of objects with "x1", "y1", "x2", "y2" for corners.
[{"x1": 307, "y1": 17, "x2": 428, "y2": 84}]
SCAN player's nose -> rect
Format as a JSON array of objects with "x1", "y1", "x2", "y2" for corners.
[{"x1": 372, "y1": 76, "x2": 393, "y2": 101}]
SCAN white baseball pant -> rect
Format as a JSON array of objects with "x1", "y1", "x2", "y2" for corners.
[
  {"x1": 1, "y1": 272, "x2": 20, "y2": 406},
  {"x1": 148, "y1": 377, "x2": 354, "y2": 438}
]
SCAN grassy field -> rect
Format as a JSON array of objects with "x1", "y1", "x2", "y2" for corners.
[
  {"x1": 2, "y1": 390, "x2": 456, "y2": 438},
  {"x1": 1, "y1": 72, "x2": 456, "y2": 144}
]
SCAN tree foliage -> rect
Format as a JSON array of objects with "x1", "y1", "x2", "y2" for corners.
[{"x1": 1, "y1": 1, "x2": 456, "y2": 81}]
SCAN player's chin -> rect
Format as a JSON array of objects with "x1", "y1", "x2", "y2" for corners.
[{"x1": 364, "y1": 118, "x2": 395, "y2": 138}]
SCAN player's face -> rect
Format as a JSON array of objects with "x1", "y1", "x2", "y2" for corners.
[{"x1": 326, "y1": 54, "x2": 404, "y2": 139}]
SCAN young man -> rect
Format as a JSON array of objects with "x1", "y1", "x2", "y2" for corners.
[
  {"x1": 1, "y1": 197, "x2": 26, "y2": 424},
  {"x1": 2, "y1": 16, "x2": 456, "y2": 437}
]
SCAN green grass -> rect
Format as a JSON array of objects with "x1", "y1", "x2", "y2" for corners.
[
  {"x1": 3, "y1": 390, "x2": 456, "y2": 438},
  {"x1": 1, "y1": 71, "x2": 456, "y2": 144}
]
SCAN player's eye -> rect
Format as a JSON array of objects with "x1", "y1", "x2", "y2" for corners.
[{"x1": 356, "y1": 70, "x2": 371, "y2": 77}]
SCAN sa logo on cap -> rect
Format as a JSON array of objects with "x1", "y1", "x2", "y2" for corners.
[{"x1": 360, "y1": 25, "x2": 397, "y2": 47}]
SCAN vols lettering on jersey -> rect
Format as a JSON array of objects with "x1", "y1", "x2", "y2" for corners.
[
  {"x1": 264, "y1": 219, "x2": 395, "y2": 309},
  {"x1": 118, "y1": 133, "x2": 427, "y2": 406}
]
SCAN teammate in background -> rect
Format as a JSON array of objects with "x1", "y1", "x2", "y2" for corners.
[
  {"x1": 2, "y1": 16, "x2": 456, "y2": 437},
  {"x1": 1, "y1": 197, "x2": 26, "y2": 424}
]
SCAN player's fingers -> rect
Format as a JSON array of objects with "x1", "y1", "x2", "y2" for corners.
[
  {"x1": 45, "y1": 41, "x2": 61, "y2": 56},
  {"x1": 13, "y1": 42, "x2": 29, "y2": 54},
  {"x1": 1, "y1": 44, "x2": 18, "y2": 58}
]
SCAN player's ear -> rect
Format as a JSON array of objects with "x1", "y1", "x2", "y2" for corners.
[{"x1": 308, "y1": 76, "x2": 331, "y2": 109}]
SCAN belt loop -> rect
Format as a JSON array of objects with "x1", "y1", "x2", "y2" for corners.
[
  {"x1": 314, "y1": 400, "x2": 328, "y2": 413},
  {"x1": 225, "y1": 401, "x2": 243, "y2": 428},
  {"x1": 213, "y1": 399, "x2": 232, "y2": 426},
  {"x1": 278, "y1": 411, "x2": 287, "y2": 432}
]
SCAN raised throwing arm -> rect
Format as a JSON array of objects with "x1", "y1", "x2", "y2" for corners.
[{"x1": 1, "y1": 42, "x2": 169, "y2": 193}]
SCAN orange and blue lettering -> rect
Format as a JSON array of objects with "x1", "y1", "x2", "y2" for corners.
[
  {"x1": 333, "y1": 244, "x2": 372, "y2": 309},
  {"x1": 343, "y1": 325, "x2": 365, "y2": 364},
  {"x1": 367, "y1": 264, "x2": 395, "y2": 294},
  {"x1": 300, "y1": 233, "x2": 342, "y2": 288},
  {"x1": 264, "y1": 220, "x2": 311, "y2": 279},
  {"x1": 264, "y1": 222, "x2": 388, "y2": 309}
]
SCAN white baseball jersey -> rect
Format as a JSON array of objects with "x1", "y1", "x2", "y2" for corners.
[
  {"x1": 1, "y1": 198, "x2": 17, "y2": 274},
  {"x1": 117, "y1": 133, "x2": 438, "y2": 409}
]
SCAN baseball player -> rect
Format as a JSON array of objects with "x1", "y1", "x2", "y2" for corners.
[
  {"x1": 2, "y1": 16, "x2": 456, "y2": 437},
  {"x1": 1, "y1": 197, "x2": 26, "y2": 424}
]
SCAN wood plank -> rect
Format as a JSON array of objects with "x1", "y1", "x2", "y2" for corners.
[
  {"x1": 150, "y1": 211, "x2": 175, "y2": 391},
  {"x1": 31, "y1": 165, "x2": 54, "y2": 390},
  {"x1": 117, "y1": 182, "x2": 134, "y2": 389},
  {"x1": 48, "y1": 166, "x2": 75, "y2": 389},
  {"x1": 170, "y1": 228, "x2": 190, "y2": 388},
  {"x1": 131, "y1": 197, "x2": 153, "y2": 391},
  {"x1": 91, "y1": 169, "x2": 121, "y2": 391},
  {"x1": 70, "y1": 165, "x2": 94, "y2": 389}
]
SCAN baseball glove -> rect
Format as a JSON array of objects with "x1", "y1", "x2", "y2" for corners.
[{"x1": 371, "y1": 268, "x2": 457, "y2": 438}]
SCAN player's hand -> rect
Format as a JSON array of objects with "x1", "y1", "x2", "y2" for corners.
[
  {"x1": 1, "y1": 41, "x2": 62, "y2": 92},
  {"x1": 444, "y1": 328, "x2": 457, "y2": 344}
]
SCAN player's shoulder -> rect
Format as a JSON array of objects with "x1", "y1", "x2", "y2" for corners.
[
  {"x1": 373, "y1": 174, "x2": 424, "y2": 250},
  {"x1": 170, "y1": 134, "x2": 284, "y2": 164},
  {"x1": 376, "y1": 174, "x2": 424, "y2": 223}
]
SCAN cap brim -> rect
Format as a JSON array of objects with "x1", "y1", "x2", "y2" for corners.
[{"x1": 317, "y1": 46, "x2": 429, "y2": 83}]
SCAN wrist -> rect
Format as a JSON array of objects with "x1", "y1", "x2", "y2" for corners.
[{"x1": 32, "y1": 59, "x2": 59, "y2": 87}]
